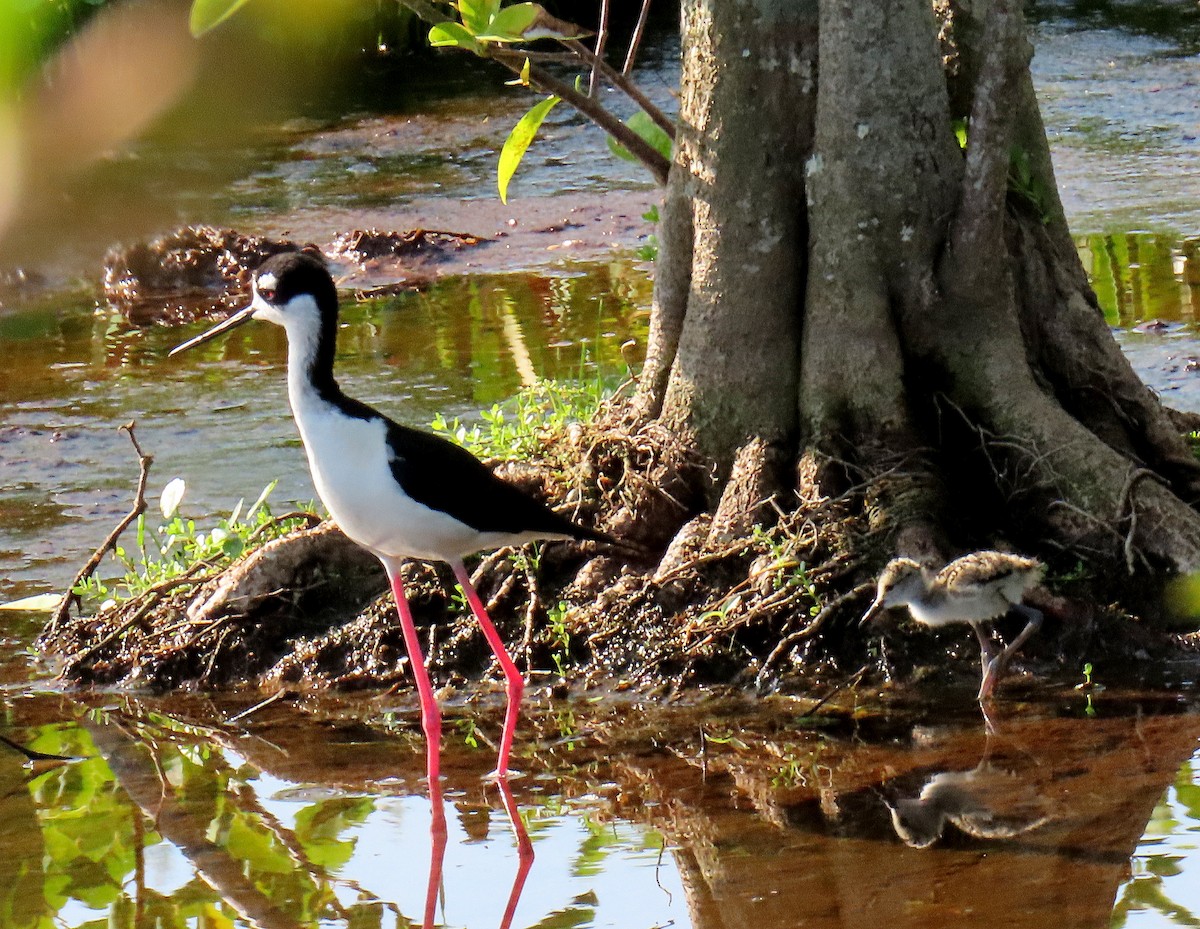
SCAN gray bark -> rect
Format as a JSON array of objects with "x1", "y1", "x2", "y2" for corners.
[{"x1": 653, "y1": 0, "x2": 817, "y2": 480}]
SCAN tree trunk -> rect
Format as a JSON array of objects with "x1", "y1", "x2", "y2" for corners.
[{"x1": 635, "y1": 0, "x2": 1200, "y2": 576}]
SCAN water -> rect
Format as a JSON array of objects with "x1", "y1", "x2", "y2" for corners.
[{"x1": 2, "y1": 7, "x2": 1200, "y2": 929}]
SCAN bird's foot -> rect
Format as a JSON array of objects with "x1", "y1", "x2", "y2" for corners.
[{"x1": 485, "y1": 766, "x2": 527, "y2": 782}]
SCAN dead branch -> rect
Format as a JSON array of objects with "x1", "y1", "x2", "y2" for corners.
[
  {"x1": 623, "y1": 0, "x2": 654, "y2": 75},
  {"x1": 49, "y1": 422, "x2": 152, "y2": 634},
  {"x1": 588, "y1": 0, "x2": 610, "y2": 98},
  {"x1": 565, "y1": 38, "x2": 676, "y2": 141},
  {"x1": 489, "y1": 49, "x2": 671, "y2": 184}
]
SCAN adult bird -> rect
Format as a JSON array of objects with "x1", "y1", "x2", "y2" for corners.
[
  {"x1": 861, "y1": 551, "x2": 1044, "y2": 700},
  {"x1": 170, "y1": 251, "x2": 611, "y2": 780}
]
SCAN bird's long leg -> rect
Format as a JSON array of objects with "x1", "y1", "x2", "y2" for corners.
[
  {"x1": 970, "y1": 621, "x2": 998, "y2": 673},
  {"x1": 979, "y1": 603, "x2": 1044, "y2": 701},
  {"x1": 384, "y1": 560, "x2": 442, "y2": 784},
  {"x1": 452, "y1": 559, "x2": 524, "y2": 779}
]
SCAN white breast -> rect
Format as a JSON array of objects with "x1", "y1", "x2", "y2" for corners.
[{"x1": 289, "y1": 387, "x2": 490, "y2": 563}]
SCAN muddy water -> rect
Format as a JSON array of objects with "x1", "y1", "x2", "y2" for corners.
[{"x1": 2, "y1": 8, "x2": 1200, "y2": 929}]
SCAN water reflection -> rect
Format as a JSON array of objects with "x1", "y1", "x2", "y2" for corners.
[
  {"x1": 0, "y1": 263, "x2": 650, "y2": 601},
  {"x1": 7, "y1": 695, "x2": 1200, "y2": 929},
  {"x1": 1080, "y1": 233, "x2": 1200, "y2": 326}
]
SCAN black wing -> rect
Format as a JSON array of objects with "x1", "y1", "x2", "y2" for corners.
[{"x1": 383, "y1": 418, "x2": 610, "y2": 542}]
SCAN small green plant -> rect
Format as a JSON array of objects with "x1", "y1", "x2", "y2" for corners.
[
  {"x1": 72, "y1": 479, "x2": 312, "y2": 607},
  {"x1": 455, "y1": 717, "x2": 484, "y2": 750},
  {"x1": 636, "y1": 205, "x2": 660, "y2": 262},
  {"x1": 1008, "y1": 145, "x2": 1052, "y2": 223},
  {"x1": 429, "y1": 376, "x2": 611, "y2": 461},
  {"x1": 547, "y1": 601, "x2": 571, "y2": 676}
]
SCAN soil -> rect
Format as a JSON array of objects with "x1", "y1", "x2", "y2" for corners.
[{"x1": 37, "y1": 393, "x2": 1200, "y2": 701}]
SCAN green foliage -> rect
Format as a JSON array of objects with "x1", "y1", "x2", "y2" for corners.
[
  {"x1": 547, "y1": 600, "x2": 571, "y2": 676},
  {"x1": 607, "y1": 110, "x2": 673, "y2": 164},
  {"x1": 952, "y1": 117, "x2": 969, "y2": 150},
  {"x1": 429, "y1": 375, "x2": 610, "y2": 461},
  {"x1": 1008, "y1": 145, "x2": 1051, "y2": 223},
  {"x1": 498, "y1": 93, "x2": 561, "y2": 203},
  {"x1": 0, "y1": 0, "x2": 105, "y2": 96},
  {"x1": 188, "y1": 0, "x2": 254, "y2": 36},
  {"x1": 71, "y1": 479, "x2": 312, "y2": 606},
  {"x1": 637, "y1": 205, "x2": 660, "y2": 262}
]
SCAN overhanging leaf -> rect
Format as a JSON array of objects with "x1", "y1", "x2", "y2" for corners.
[
  {"x1": 457, "y1": 0, "x2": 498, "y2": 34},
  {"x1": 607, "y1": 110, "x2": 673, "y2": 163},
  {"x1": 429, "y1": 21, "x2": 482, "y2": 52},
  {"x1": 188, "y1": 0, "x2": 253, "y2": 37},
  {"x1": 478, "y1": 2, "x2": 539, "y2": 41},
  {"x1": 498, "y1": 94, "x2": 560, "y2": 204}
]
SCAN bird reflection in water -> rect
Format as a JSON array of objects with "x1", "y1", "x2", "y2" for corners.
[
  {"x1": 423, "y1": 773, "x2": 533, "y2": 929},
  {"x1": 886, "y1": 760, "x2": 1055, "y2": 848}
]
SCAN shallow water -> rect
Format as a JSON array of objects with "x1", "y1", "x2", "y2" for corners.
[
  {"x1": 5, "y1": 691, "x2": 1200, "y2": 929},
  {"x1": 2, "y1": 7, "x2": 1200, "y2": 929}
]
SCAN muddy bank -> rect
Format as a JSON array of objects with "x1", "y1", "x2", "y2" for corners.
[{"x1": 37, "y1": 397, "x2": 1200, "y2": 701}]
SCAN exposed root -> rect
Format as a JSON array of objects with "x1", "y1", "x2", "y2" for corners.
[{"x1": 41, "y1": 384, "x2": 1200, "y2": 697}]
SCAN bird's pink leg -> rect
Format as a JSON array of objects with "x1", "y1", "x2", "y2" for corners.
[
  {"x1": 452, "y1": 560, "x2": 524, "y2": 778},
  {"x1": 384, "y1": 560, "x2": 442, "y2": 785}
]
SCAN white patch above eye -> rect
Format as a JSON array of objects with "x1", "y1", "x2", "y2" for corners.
[{"x1": 256, "y1": 272, "x2": 278, "y2": 292}]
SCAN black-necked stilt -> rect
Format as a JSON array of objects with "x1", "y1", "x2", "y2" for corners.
[
  {"x1": 861, "y1": 551, "x2": 1044, "y2": 700},
  {"x1": 170, "y1": 251, "x2": 611, "y2": 780}
]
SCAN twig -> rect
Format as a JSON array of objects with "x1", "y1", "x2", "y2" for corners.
[
  {"x1": 589, "y1": 0, "x2": 610, "y2": 98},
  {"x1": 755, "y1": 584, "x2": 874, "y2": 688},
  {"x1": 490, "y1": 50, "x2": 670, "y2": 184},
  {"x1": 227, "y1": 689, "x2": 293, "y2": 724},
  {"x1": 49, "y1": 422, "x2": 152, "y2": 634},
  {"x1": 803, "y1": 664, "x2": 871, "y2": 716},
  {"x1": 623, "y1": 0, "x2": 653, "y2": 75},
  {"x1": 565, "y1": 39, "x2": 675, "y2": 140},
  {"x1": 245, "y1": 511, "x2": 322, "y2": 544}
]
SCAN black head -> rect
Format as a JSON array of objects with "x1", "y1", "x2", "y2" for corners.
[
  {"x1": 169, "y1": 250, "x2": 339, "y2": 358},
  {"x1": 250, "y1": 250, "x2": 338, "y2": 324}
]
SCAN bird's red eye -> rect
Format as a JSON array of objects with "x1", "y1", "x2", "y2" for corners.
[{"x1": 259, "y1": 288, "x2": 276, "y2": 302}]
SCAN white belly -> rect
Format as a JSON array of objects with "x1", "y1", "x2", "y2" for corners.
[{"x1": 294, "y1": 404, "x2": 488, "y2": 562}]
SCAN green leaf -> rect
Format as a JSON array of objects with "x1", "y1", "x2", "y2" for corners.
[
  {"x1": 479, "y1": 2, "x2": 539, "y2": 41},
  {"x1": 246, "y1": 480, "x2": 276, "y2": 520},
  {"x1": 457, "y1": 0, "x2": 498, "y2": 34},
  {"x1": 189, "y1": 0, "x2": 253, "y2": 37},
  {"x1": 0, "y1": 593, "x2": 63, "y2": 611},
  {"x1": 429, "y1": 21, "x2": 482, "y2": 52},
  {"x1": 607, "y1": 110, "x2": 673, "y2": 163},
  {"x1": 498, "y1": 94, "x2": 560, "y2": 204}
]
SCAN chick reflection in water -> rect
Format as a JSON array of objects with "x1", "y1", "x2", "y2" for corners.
[{"x1": 887, "y1": 762, "x2": 1055, "y2": 848}]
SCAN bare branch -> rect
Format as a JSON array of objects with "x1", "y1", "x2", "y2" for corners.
[
  {"x1": 565, "y1": 38, "x2": 676, "y2": 141},
  {"x1": 48, "y1": 422, "x2": 152, "y2": 634},
  {"x1": 589, "y1": 0, "x2": 611, "y2": 98},
  {"x1": 490, "y1": 50, "x2": 670, "y2": 184},
  {"x1": 623, "y1": 0, "x2": 654, "y2": 75}
]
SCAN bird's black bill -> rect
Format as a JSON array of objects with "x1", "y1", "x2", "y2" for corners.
[{"x1": 168, "y1": 305, "x2": 256, "y2": 356}]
